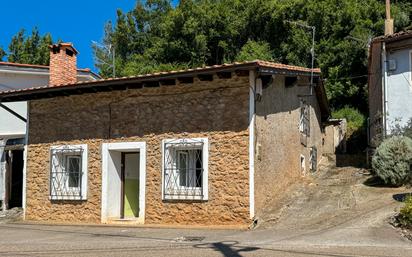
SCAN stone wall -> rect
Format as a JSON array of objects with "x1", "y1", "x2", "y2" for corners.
[
  {"x1": 25, "y1": 75, "x2": 251, "y2": 226},
  {"x1": 254, "y1": 75, "x2": 325, "y2": 217},
  {"x1": 322, "y1": 120, "x2": 347, "y2": 155}
]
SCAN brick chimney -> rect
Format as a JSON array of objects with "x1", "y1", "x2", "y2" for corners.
[{"x1": 49, "y1": 43, "x2": 78, "y2": 86}]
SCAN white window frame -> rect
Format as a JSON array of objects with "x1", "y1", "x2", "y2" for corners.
[
  {"x1": 50, "y1": 144, "x2": 88, "y2": 200},
  {"x1": 162, "y1": 138, "x2": 209, "y2": 201}
]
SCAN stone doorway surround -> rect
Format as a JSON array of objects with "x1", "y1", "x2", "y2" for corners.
[{"x1": 101, "y1": 142, "x2": 146, "y2": 224}]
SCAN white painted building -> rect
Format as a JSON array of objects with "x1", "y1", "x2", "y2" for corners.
[
  {"x1": 368, "y1": 30, "x2": 412, "y2": 147},
  {"x1": 0, "y1": 59, "x2": 99, "y2": 210}
]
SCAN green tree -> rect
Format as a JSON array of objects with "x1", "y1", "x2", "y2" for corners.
[
  {"x1": 235, "y1": 40, "x2": 273, "y2": 62},
  {"x1": 95, "y1": 0, "x2": 412, "y2": 113},
  {"x1": 7, "y1": 27, "x2": 53, "y2": 65},
  {"x1": 92, "y1": 21, "x2": 116, "y2": 77},
  {"x1": 0, "y1": 47, "x2": 5, "y2": 61}
]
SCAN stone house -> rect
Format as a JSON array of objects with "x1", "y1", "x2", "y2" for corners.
[
  {"x1": 0, "y1": 49, "x2": 98, "y2": 211},
  {"x1": 0, "y1": 44, "x2": 330, "y2": 227},
  {"x1": 368, "y1": 30, "x2": 412, "y2": 147}
]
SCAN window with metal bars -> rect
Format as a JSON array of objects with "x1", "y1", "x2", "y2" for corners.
[
  {"x1": 50, "y1": 145, "x2": 88, "y2": 200},
  {"x1": 310, "y1": 146, "x2": 317, "y2": 172},
  {"x1": 299, "y1": 100, "x2": 310, "y2": 145},
  {"x1": 163, "y1": 138, "x2": 208, "y2": 201}
]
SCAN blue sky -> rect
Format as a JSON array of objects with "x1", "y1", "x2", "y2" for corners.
[{"x1": 0, "y1": 1, "x2": 178, "y2": 73}]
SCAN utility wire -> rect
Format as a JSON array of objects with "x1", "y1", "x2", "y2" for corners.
[{"x1": 323, "y1": 74, "x2": 368, "y2": 82}]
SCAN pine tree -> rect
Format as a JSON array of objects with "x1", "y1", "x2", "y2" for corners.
[
  {"x1": 0, "y1": 47, "x2": 5, "y2": 61},
  {"x1": 7, "y1": 28, "x2": 53, "y2": 65}
]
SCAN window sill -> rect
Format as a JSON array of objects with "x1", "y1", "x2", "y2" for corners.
[
  {"x1": 163, "y1": 195, "x2": 207, "y2": 201},
  {"x1": 49, "y1": 196, "x2": 86, "y2": 201}
]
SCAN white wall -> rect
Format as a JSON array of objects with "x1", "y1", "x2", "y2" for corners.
[
  {"x1": 386, "y1": 48, "x2": 412, "y2": 133},
  {"x1": 0, "y1": 72, "x2": 48, "y2": 137},
  {"x1": 0, "y1": 102, "x2": 27, "y2": 136}
]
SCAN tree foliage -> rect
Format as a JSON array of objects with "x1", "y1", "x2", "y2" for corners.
[
  {"x1": 95, "y1": 0, "x2": 412, "y2": 112},
  {"x1": 235, "y1": 40, "x2": 273, "y2": 62},
  {"x1": 0, "y1": 47, "x2": 5, "y2": 61},
  {"x1": 6, "y1": 28, "x2": 53, "y2": 65},
  {"x1": 332, "y1": 106, "x2": 365, "y2": 137}
]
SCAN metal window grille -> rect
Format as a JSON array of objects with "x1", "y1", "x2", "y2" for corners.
[
  {"x1": 300, "y1": 100, "x2": 310, "y2": 145},
  {"x1": 163, "y1": 139, "x2": 204, "y2": 200},
  {"x1": 310, "y1": 146, "x2": 317, "y2": 172},
  {"x1": 50, "y1": 146, "x2": 84, "y2": 200}
]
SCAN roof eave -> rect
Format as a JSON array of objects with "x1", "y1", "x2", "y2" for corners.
[{"x1": 0, "y1": 61, "x2": 321, "y2": 102}]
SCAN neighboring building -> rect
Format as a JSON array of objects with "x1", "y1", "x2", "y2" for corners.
[
  {"x1": 322, "y1": 119, "x2": 347, "y2": 155},
  {"x1": 0, "y1": 43, "x2": 99, "y2": 210},
  {"x1": 368, "y1": 30, "x2": 412, "y2": 147},
  {"x1": 0, "y1": 54, "x2": 331, "y2": 227}
]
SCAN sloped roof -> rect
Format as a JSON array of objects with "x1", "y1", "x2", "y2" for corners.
[
  {"x1": 372, "y1": 30, "x2": 412, "y2": 43},
  {"x1": 0, "y1": 61, "x2": 100, "y2": 78},
  {"x1": 0, "y1": 60, "x2": 320, "y2": 96},
  {"x1": 0, "y1": 60, "x2": 329, "y2": 120}
]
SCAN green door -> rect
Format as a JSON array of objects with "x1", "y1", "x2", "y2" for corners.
[{"x1": 123, "y1": 153, "x2": 139, "y2": 218}]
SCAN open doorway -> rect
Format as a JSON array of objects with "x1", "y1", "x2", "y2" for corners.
[
  {"x1": 5, "y1": 149, "x2": 24, "y2": 209},
  {"x1": 101, "y1": 142, "x2": 146, "y2": 224},
  {"x1": 121, "y1": 152, "x2": 140, "y2": 219}
]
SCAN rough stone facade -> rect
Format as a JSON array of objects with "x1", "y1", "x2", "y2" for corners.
[
  {"x1": 25, "y1": 75, "x2": 251, "y2": 226},
  {"x1": 254, "y1": 75, "x2": 325, "y2": 217}
]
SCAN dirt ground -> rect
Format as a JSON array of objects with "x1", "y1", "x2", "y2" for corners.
[{"x1": 257, "y1": 154, "x2": 410, "y2": 232}]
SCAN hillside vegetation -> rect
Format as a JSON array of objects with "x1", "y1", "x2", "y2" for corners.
[{"x1": 94, "y1": 0, "x2": 412, "y2": 113}]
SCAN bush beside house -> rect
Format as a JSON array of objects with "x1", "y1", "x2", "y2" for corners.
[
  {"x1": 372, "y1": 136, "x2": 412, "y2": 186},
  {"x1": 399, "y1": 196, "x2": 412, "y2": 228}
]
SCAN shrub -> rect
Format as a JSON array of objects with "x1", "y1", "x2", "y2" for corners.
[
  {"x1": 399, "y1": 195, "x2": 412, "y2": 227},
  {"x1": 332, "y1": 106, "x2": 365, "y2": 137},
  {"x1": 372, "y1": 136, "x2": 412, "y2": 186}
]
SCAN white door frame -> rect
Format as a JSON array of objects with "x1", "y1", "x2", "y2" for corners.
[{"x1": 101, "y1": 142, "x2": 146, "y2": 223}]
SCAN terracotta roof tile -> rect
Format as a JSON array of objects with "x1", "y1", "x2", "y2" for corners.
[
  {"x1": 0, "y1": 60, "x2": 321, "y2": 97},
  {"x1": 372, "y1": 30, "x2": 412, "y2": 43},
  {"x1": 0, "y1": 61, "x2": 97, "y2": 75}
]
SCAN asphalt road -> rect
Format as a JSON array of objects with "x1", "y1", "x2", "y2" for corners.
[
  {"x1": 2, "y1": 162, "x2": 412, "y2": 256},
  {"x1": 0, "y1": 223, "x2": 411, "y2": 257}
]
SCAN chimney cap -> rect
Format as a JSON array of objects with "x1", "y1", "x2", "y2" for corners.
[{"x1": 49, "y1": 42, "x2": 79, "y2": 55}]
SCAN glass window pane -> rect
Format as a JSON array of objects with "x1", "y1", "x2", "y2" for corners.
[
  {"x1": 178, "y1": 151, "x2": 188, "y2": 187},
  {"x1": 67, "y1": 156, "x2": 80, "y2": 188}
]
